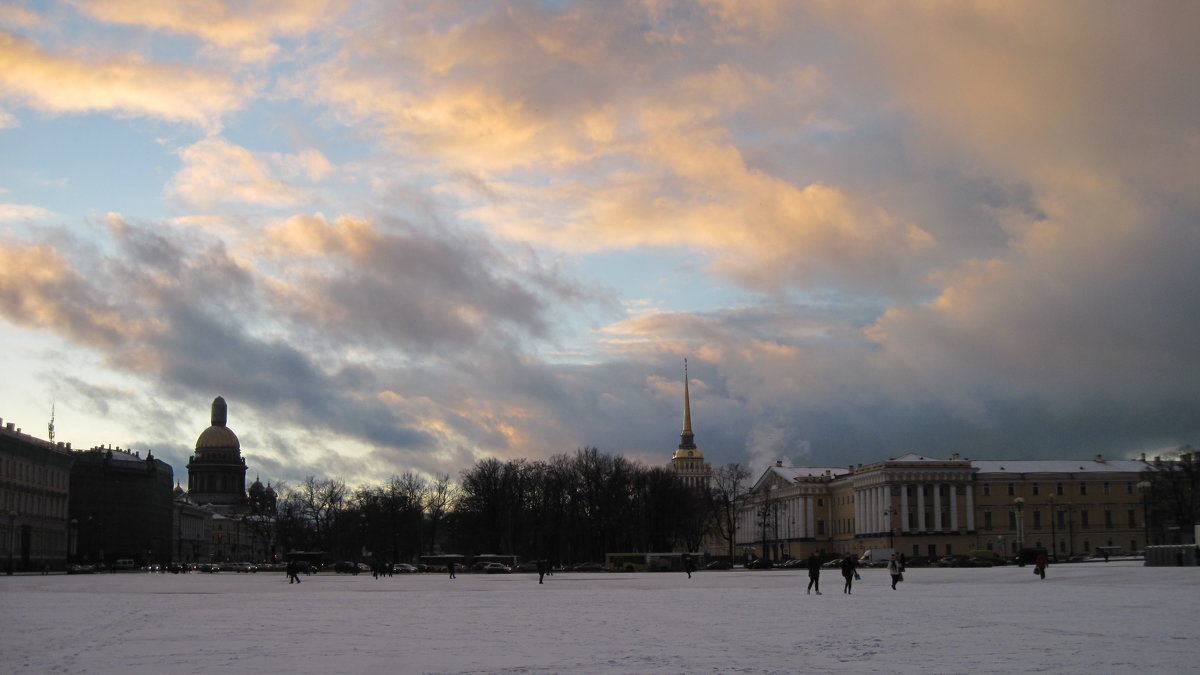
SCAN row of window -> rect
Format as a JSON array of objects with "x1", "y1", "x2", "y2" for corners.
[
  {"x1": 0, "y1": 456, "x2": 69, "y2": 490},
  {"x1": 0, "y1": 488, "x2": 69, "y2": 519},
  {"x1": 982, "y1": 481, "x2": 1134, "y2": 497}
]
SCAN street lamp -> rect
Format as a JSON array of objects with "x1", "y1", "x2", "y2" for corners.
[
  {"x1": 1137, "y1": 480, "x2": 1152, "y2": 549},
  {"x1": 884, "y1": 508, "x2": 895, "y2": 548},
  {"x1": 1013, "y1": 498, "x2": 1025, "y2": 566},
  {"x1": 69, "y1": 518, "x2": 78, "y2": 564},
  {"x1": 7, "y1": 511, "x2": 16, "y2": 575},
  {"x1": 1048, "y1": 497, "x2": 1057, "y2": 562}
]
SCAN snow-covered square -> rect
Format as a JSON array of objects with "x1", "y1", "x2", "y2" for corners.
[{"x1": 2, "y1": 561, "x2": 1196, "y2": 674}]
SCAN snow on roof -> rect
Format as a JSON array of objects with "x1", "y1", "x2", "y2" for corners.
[
  {"x1": 970, "y1": 459, "x2": 1152, "y2": 474},
  {"x1": 769, "y1": 465, "x2": 850, "y2": 481}
]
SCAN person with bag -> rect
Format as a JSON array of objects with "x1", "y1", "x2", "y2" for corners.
[
  {"x1": 887, "y1": 553, "x2": 903, "y2": 590},
  {"x1": 840, "y1": 554, "x2": 858, "y2": 594},
  {"x1": 806, "y1": 552, "x2": 822, "y2": 595},
  {"x1": 1035, "y1": 552, "x2": 1048, "y2": 579}
]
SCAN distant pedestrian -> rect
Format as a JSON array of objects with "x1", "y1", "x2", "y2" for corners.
[
  {"x1": 840, "y1": 555, "x2": 858, "y2": 594},
  {"x1": 684, "y1": 554, "x2": 696, "y2": 579},
  {"x1": 286, "y1": 560, "x2": 301, "y2": 584},
  {"x1": 806, "y1": 552, "x2": 821, "y2": 595},
  {"x1": 536, "y1": 559, "x2": 548, "y2": 584},
  {"x1": 448, "y1": 562, "x2": 456, "y2": 579},
  {"x1": 1035, "y1": 552, "x2": 1048, "y2": 579},
  {"x1": 887, "y1": 553, "x2": 903, "y2": 590}
]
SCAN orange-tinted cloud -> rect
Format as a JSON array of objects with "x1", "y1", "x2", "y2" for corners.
[{"x1": 0, "y1": 31, "x2": 247, "y2": 131}]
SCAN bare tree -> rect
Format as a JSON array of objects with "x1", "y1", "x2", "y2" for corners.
[
  {"x1": 709, "y1": 463, "x2": 752, "y2": 561},
  {"x1": 425, "y1": 473, "x2": 454, "y2": 555}
]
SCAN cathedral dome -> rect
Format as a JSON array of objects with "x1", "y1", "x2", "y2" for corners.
[{"x1": 194, "y1": 396, "x2": 240, "y2": 450}]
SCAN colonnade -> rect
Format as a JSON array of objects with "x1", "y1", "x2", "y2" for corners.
[{"x1": 855, "y1": 482, "x2": 976, "y2": 535}]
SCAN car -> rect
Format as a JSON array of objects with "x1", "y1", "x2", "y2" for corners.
[
  {"x1": 821, "y1": 559, "x2": 843, "y2": 569},
  {"x1": 483, "y1": 562, "x2": 512, "y2": 574},
  {"x1": 514, "y1": 561, "x2": 541, "y2": 573},
  {"x1": 780, "y1": 558, "x2": 806, "y2": 568},
  {"x1": 705, "y1": 560, "x2": 732, "y2": 570},
  {"x1": 571, "y1": 562, "x2": 605, "y2": 572},
  {"x1": 392, "y1": 563, "x2": 418, "y2": 574},
  {"x1": 746, "y1": 558, "x2": 773, "y2": 569},
  {"x1": 232, "y1": 562, "x2": 257, "y2": 573},
  {"x1": 902, "y1": 556, "x2": 931, "y2": 568},
  {"x1": 195, "y1": 563, "x2": 220, "y2": 573},
  {"x1": 333, "y1": 561, "x2": 360, "y2": 574},
  {"x1": 67, "y1": 564, "x2": 96, "y2": 574}
]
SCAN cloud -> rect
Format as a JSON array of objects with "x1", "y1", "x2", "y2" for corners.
[
  {"x1": 0, "y1": 31, "x2": 247, "y2": 131},
  {"x1": 168, "y1": 138, "x2": 331, "y2": 209},
  {"x1": 74, "y1": 0, "x2": 341, "y2": 62},
  {"x1": 0, "y1": 203, "x2": 53, "y2": 221}
]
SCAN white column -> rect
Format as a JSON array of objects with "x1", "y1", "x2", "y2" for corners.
[
  {"x1": 806, "y1": 496, "x2": 816, "y2": 538},
  {"x1": 966, "y1": 485, "x2": 976, "y2": 531},
  {"x1": 933, "y1": 483, "x2": 942, "y2": 531},
  {"x1": 917, "y1": 484, "x2": 926, "y2": 531},
  {"x1": 950, "y1": 485, "x2": 960, "y2": 532},
  {"x1": 901, "y1": 484, "x2": 910, "y2": 533},
  {"x1": 855, "y1": 490, "x2": 862, "y2": 535}
]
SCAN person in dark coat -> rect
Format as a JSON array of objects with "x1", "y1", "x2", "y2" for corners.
[
  {"x1": 683, "y1": 554, "x2": 696, "y2": 579},
  {"x1": 887, "y1": 553, "x2": 903, "y2": 590},
  {"x1": 840, "y1": 554, "x2": 858, "y2": 594},
  {"x1": 536, "y1": 559, "x2": 548, "y2": 584},
  {"x1": 448, "y1": 561, "x2": 456, "y2": 579},
  {"x1": 1035, "y1": 552, "x2": 1048, "y2": 579},
  {"x1": 286, "y1": 560, "x2": 301, "y2": 584},
  {"x1": 807, "y1": 552, "x2": 822, "y2": 595}
]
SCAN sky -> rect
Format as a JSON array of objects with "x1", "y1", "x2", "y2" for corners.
[
  {"x1": 1, "y1": 1, "x2": 1198, "y2": 489},
  {"x1": 2, "y1": 562, "x2": 1197, "y2": 674}
]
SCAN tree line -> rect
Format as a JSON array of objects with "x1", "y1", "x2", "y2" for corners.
[{"x1": 269, "y1": 447, "x2": 751, "y2": 565}]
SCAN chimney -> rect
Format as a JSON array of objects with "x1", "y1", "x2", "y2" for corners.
[
  {"x1": 775, "y1": 460, "x2": 783, "y2": 467},
  {"x1": 1140, "y1": 453, "x2": 1146, "y2": 461}
]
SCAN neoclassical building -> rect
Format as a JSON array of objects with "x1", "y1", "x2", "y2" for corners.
[
  {"x1": 737, "y1": 453, "x2": 1160, "y2": 562},
  {"x1": 178, "y1": 397, "x2": 276, "y2": 563},
  {"x1": 670, "y1": 361, "x2": 712, "y2": 490}
]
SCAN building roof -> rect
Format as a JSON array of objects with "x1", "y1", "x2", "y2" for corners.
[{"x1": 970, "y1": 459, "x2": 1152, "y2": 474}]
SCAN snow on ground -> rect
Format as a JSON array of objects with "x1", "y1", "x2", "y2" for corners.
[{"x1": 1, "y1": 561, "x2": 1196, "y2": 674}]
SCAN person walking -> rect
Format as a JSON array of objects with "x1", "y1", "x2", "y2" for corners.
[
  {"x1": 536, "y1": 559, "x2": 548, "y2": 584},
  {"x1": 1035, "y1": 552, "x2": 1048, "y2": 580},
  {"x1": 887, "y1": 553, "x2": 903, "y2": 590},
  {"x1": 806, "y1": 552, "x2": 822, "y2": 595},
  {"x1": 840, "y1": 554, "x2": 858, "y2": 594},
  {"x1": 286, "y1": 560, "x2": 301, "y2": 584},
  {"x1": 683, "y1": 554, "x2": 696, "y2": 579},
  {"x1": 448, "y1": 561, "x2": 456, "y2": 579}
]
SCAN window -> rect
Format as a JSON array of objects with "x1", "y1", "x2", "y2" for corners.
[
  {"x1": 1032, "y1": 483, "x2": 1040, "y2": 496},
  {"x1": 983, "y1": 512, "x2": 993, "y2": 530},
  {"x1": 1033, "y1": 511, "x2": 1042, "y2": 529},
  {"x1": 1128, "y1": 509, "x2": 1136, "y2": 527},
  {"x1": 946, "y1": 544, "x2": 953, "y2": 555},
  {"x1": 1008, "y1": 511, "x2": 1017, "y2": 529},
  {"x1": 928, "y1": 544, "x2": 937, "y2": 557},
  {"x1": 817, "y1": 498, "x2": 823, "y2": 507},
  {"x1": 983, "y1": 484, "x2": 991, "y2": 497},
  {"x1": 1007, "y1": 483, "x2": 1015, "y2": 496},
  {"x1": 1126, "y1": 482, "x2": 1134, "y2": 495},
  {"x1": 817, "y1": 520, "x2": 825, "y2": 535},
  {"x1": 1080, "y1": 510, "x2": 1090, "y2": 529},
  {"x1": 1103, "y1": 482, "x2": 1111, "y2": 495},
  {"x1": 1056, "y1": 482, "x2": 1064, "y2": 496},
  {"x1": 1080, "y1": 483, "x2": 1088, "y2": 496},
  {"x1": 1058, "y1": 511, "x2": 1066, "y2": 527},
  {"x1": 1104, "y1": 510, "x2": 1113, "y2": 528},
  {"x1": 913, "y1": 544, "x2": 920, "y2": 557}
]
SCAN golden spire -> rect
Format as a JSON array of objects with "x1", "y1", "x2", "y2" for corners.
[{"x1": 676, "y1": 358, "x2": 698, "y2": 453}]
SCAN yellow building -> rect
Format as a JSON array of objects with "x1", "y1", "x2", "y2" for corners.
[{"x1": 737, "y1": 453, "x2": 1159, "y2": 562}]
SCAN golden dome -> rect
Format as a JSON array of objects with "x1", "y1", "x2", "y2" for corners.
[{"x1": 196, "y1": 424, "x2": 240, "y2": 449}]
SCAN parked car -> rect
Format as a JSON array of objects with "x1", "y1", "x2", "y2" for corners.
[
  {"x1": 780, "y1": 558, "x2": 806, "y2": 568},
  {"x1": 67, "y1": 564, "x2": 96, "y2": 574},
  {"x1": 902, "y1": 556, "x2": 931, "y2": 568},
  {"x1": 483, "y1": 562, "x2": 512, "y2": 574},
  {"x1": 705, "y1": 560, "x2": 732, "y2": 570},
  {"x1": 232, "y1": 562, "x2": 257, "y2": 573},
  {"x1": 746, "y1": 558, "x2": 773, "y2": 569},
  {"x1": 333, "y1": 561, "x2": 359, "y2": 574},
  {"x1": 392, "y1": 563, "x2": 418, "y2": 574},
  {"x1": 514, "y1": 561, "x2": 541, "y2": 573},
  {"x1": 571, "y1": 562, "x2": 605, "y2": 572}
]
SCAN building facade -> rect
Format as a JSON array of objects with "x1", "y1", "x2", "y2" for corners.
[
  {"x1": 0, "y1": 418, "x2": 73, "y2": 572},
  {"x1": 69, "y1": 445, "x2": 175, "y2": 567},
  {"x1": 737, "y1": 453, "x2": 1162, "y2": 562}
]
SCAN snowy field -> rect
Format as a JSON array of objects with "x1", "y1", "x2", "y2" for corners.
[{"x1": 1, "y1": 561, "x2": 1196, "y2": 674}]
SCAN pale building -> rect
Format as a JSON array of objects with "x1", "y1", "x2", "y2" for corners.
[{"x1": 737, "y1": 453, "x2": 1162, "y2": 562}]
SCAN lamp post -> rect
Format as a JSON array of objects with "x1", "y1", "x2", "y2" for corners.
[
  {"x1": 884, "y1": 508, "x2": 895, "y2": 548},
  {"x1": 1136, "y1": 480, "x2": 1152, "y2": 550},
  {"x1": 1048, "y1": 497, "x2": 1057, "y2": 562},
  {"x1": 69, "y1": 518, "x2": 78, "y2": 564},
  {"x1": 6, "y1": 511, "x2": 16, "y2": 575},
  {"x1": 1014, "y1": 498, "x2": 1025, "y2": 566}
]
